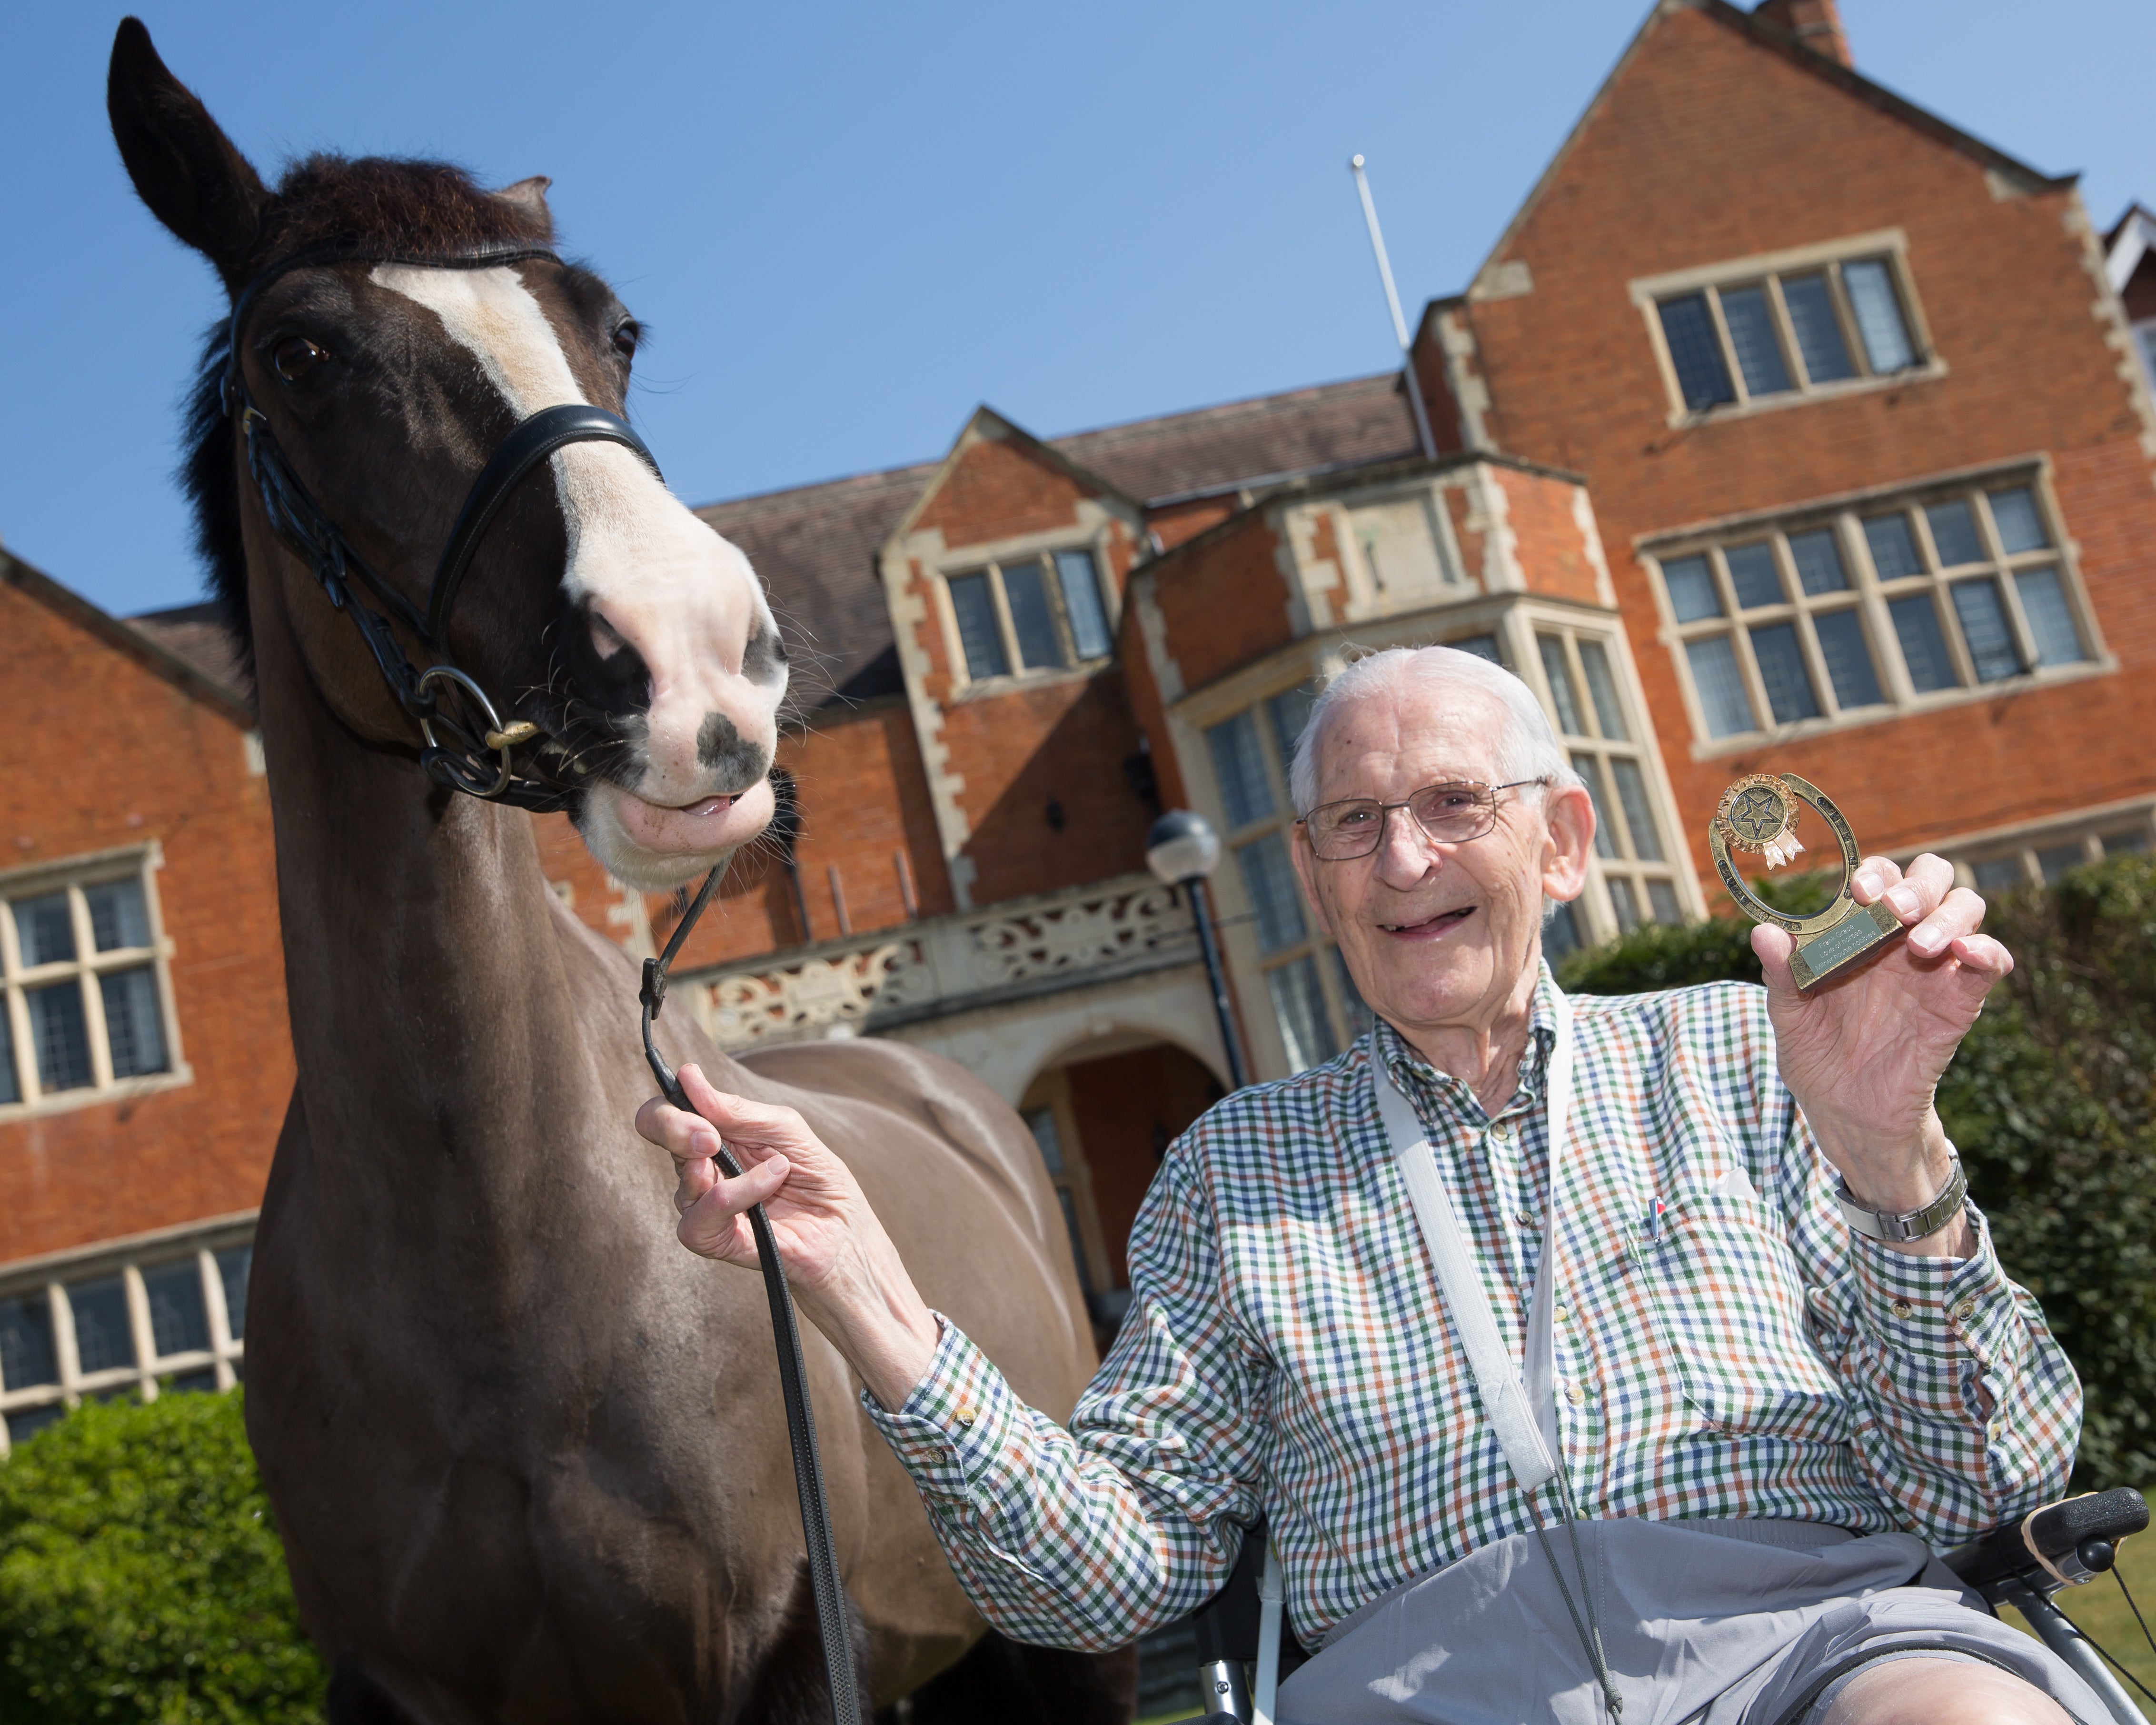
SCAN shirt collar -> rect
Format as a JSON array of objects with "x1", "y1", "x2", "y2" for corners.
[{"x1": 1368, "y1": 961, "x2": 1561, "y2": 1127}]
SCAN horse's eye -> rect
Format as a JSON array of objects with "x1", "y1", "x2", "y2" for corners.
[
  {"x1": 272, "y1": 336, "x2": 328, "y2": 384},
  {"x1": 611, "y1": 320, "x2": 640, "y2": 363}
]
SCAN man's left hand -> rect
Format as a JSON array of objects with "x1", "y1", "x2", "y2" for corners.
[{"x1": 1752, "y1": 852, "x2": 2011, "y2": 1257}]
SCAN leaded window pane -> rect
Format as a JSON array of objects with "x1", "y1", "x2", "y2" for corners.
[
  {"x1": 2014, "y1": 569, "x2": 2087, "y2": 666},
  {"x1": 1571, "y1": 755, "x2": 1619, "y2": 859},
  {"x1": 1267, "y1": 685, "x2": 1316, "y2": 766},
  {"x1": 1002, "y1": 558, "x2": 1063, "y2": 670},
  {"x1": 1023, "y1": 1106, "x2": 1065, "y2": 1176},
  {"x1": 1451, "y1": 634, "x2": 1502, "y2": 664},
  {"x1": 100, "y1": 968, "x2": 167, "y2": 1079},
  {"x1": 1890, "y1": 595, "x2": 1957, "y2": 692},
  {"x1": 217, "y1": 1247, "x2": 251, "y2": 1341},
  {"x1": 1973, "y1": 857, "x2": 2025, "y2": 891},
  {"x1": 1267, "y1": 956, "x2": 1336, "y2": 1074},
  {"x1": 1842, "y1": 259, "x2": 1915, "y2": 373},
  {"x1": 1577, "y1": 641, "x2": 1627, "y2": 740},
  {"x1": 1543, "y1": 900, "x2": 1582, "y2": 958},
  {"x1": 2102, "y1": 829, "x2": 2150, "y2": 857},
  {"x1": 1787, "y1": 529, "x2": 1848, "y2": 595},
  {"x1": 1863, "y1": 514, "x2": 1924, "y2": 580},
  {"x1": 1330, "y1": 948, "x2": 1373, "y2": 1042},
  {"x1": 1538, "y1": 636, "x2": 1584, "y2": 736},
  {"x1": 1658, "y1": 294, "x2": 1735, "y2": 409},
  {"x1": 69, "y1": 1276, "x2": 137, "y2": 1375},
  {"x1": 1236, "y1": 835, "x2": 1306, "y2": 953},
  {"x1": 1749, "y1": 623, "x2": 1820, "y2": 723},
  {"x1": 1646, "y1": 879, "x2": 1683, "y2": 926},
  {"x1": 1925, "y1": 499, "x2": 1984, "y2": 567},
  {"x1": 1053, "y1": 549, "x2": 1112, "y2": 660},
  {"x1": 1988, "y1": 489, "x2": 2049, "y2": 555},
  {"x1": 1606, "y1": 876, "x2": 1641, "y2": 933},
  {"x1": 1685, "y1": 637, "x2": 1755, "y2": 737},
  {"x1": 1782, "y1": 273, "x2": 1854, "y2": 383},
  {"x1": 2037, "y1": 843, "x2": 2085, "y2": 884},
  {"x1": 1719, "y1": 286, "x2": 1792, "y2": 396},
  {"x1": 0, "y1": 1294, "x2": 57, "y2": 1390},
  {"x1": 0, "y1": 1010, "x2": 17, "y2": 1106},
  {"x1": 948, "y1": 572, "x2": 1008, "y2": 679},
  {"x1": 1725, "y1": 541, "x2": 1782, "y2": 609},
  {"x1": 1811, "y1": 609, "x2": 1884, "y2": 709},
  {"x1": 13, "y1": 893, "x2": 76, "y2": 967},
  {"x1": 86, "y1": 879, "x2": 151, "y2": 952},
  {"x1": 1952, "y1": 579, "x2": 2022, "y2": 683},
  {"x1": 1662, "y1": 555, "x2": 1722, "y2": 622},
  {"x1": 28, "y1": 981, "x2": 91, "y2": 1092},
  {"x1": 1207, "y1": 713, "x2": 1273, "y2": 829},
  {"x1": 1610, "y1": 758, "x2": 1664, "y2": 861},
  {"x1": 142, "y1": 1260, "x2": 209, "y2": 1359}
]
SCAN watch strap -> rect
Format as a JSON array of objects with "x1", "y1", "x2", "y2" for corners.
[{"x1": 1836, "y1": 1155, "x2": 1967, "y2": 1243}]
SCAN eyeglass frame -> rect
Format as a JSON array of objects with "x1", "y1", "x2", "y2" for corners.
[{"x1": 1294, "y1": 778, "x2": 1550, "y2": 861}]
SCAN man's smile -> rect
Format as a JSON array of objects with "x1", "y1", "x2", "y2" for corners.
[{"x1": 1378, "y1": 905, "x2": 1478, "y2": 939}]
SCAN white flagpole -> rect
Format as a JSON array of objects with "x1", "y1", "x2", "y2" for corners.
[{"x1": 1350, "y1": 153, "x2": 1438, "y2": 461}]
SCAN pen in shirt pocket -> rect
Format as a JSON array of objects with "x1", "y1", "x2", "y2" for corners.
[{"x1": 1642, "y1": 1196, "x2": 1666, "y2": 1244}]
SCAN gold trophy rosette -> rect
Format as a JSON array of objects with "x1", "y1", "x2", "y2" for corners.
[{"x1": 1709, "y1": 773, "x2": 1902, "y2": 991}]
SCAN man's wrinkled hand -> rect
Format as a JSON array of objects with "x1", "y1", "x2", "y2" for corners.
[{"x1": 1751, "y1": 852, "x2": 2009, "y2": 1254}]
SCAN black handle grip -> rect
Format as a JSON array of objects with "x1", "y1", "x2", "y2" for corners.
[{"x1": 1943, "y1": 1488, "x2": 2147, "y2": 1588}]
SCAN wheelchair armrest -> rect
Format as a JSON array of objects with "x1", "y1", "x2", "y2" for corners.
[{"x1": 1942, "y1": 1487, "x2": 2147, "y2": 1589}]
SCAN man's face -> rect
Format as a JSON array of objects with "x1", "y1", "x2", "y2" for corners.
[{"x1": 1288, "y1": 682, "x2": 1594, "y2": 1043}]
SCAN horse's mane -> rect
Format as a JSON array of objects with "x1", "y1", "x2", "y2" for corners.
[{"x1": 182, "y1": 155, "x2": 555, "y2": 683}]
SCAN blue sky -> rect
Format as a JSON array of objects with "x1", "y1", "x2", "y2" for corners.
[{"x1": 5, "y1": 2, "x2": 2151, "y2": 618}]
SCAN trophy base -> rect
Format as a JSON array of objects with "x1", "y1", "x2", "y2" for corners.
[{"x1": 1789, "y1": 898, "x2": 1902, "y2": 991}]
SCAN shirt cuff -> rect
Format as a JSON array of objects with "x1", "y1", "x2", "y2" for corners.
[
  {"x1": 860, "y1": 1313, "x2": 1022, "y2": 1506},
  {"x1": 1849, "y1": 1198, "x2": 2020, "y2": 1364}
]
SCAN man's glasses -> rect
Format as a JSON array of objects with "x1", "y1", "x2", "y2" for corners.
[{"x1": 1297, "y1": 779, "x2": 1546, "y2": 861}]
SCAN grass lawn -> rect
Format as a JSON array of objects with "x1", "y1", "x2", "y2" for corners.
[{"x1": 1136, "y1": 1511, "x2": 2156, "y2": 1725}]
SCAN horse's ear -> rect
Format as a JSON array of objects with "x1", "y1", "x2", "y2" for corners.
[
  {"x1": 108, "y1": 17, "x2": 271, "y2": 285},
  {"x1": 497, "y1": 177, "x2": 553, "y2": 221}
]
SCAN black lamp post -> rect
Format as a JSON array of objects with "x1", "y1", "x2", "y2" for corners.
[{"x1": 1145, "y1": 809, "x2": 1249, "y2": 1090}]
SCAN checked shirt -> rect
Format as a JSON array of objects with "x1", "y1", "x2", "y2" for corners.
[{"x1": 864, "y1": 971, "x2": 2081, "y2": 1651}]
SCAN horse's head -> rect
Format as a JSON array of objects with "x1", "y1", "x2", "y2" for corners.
[{"x1": 107, "y1": 19, "x2": 784, "y2": 891}]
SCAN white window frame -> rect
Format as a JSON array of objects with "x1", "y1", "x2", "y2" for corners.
[
  {"x1": 0, "y1": 844, "x2": 189, "y2": 1119},
  {"x1": 1646, "y1": 463, "x2": 2108, "y2": 759},
  {"x1": 0, "y1": 1214, "x2": 253, "y2": 1457},
  {"x1": 938, "y1": 530, "x2": 1119, "y2": 695},
  {"x1": 1631, "y1": 229, "x2": 1944, "y2": 426},
  {"x1": 1930, "y1": 801, "x2": 2156, "y2": 894}
]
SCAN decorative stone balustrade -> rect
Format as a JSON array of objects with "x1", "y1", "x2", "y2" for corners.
[{"x1": 681, "y1": 874, "x2": 1198, "y2": 1051}]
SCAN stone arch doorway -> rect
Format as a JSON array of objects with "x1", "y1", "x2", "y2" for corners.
[{"x1": 1017, "y1": 1032, "x2": 1224, "y2": 1326}]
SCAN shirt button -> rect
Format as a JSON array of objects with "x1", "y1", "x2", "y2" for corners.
[
  {"x1": 954, "y1": 1404, "x2": 976, "y2": 1428},
  {"x1": 1955, "y1": 1298, "x2": 1978, "y2": 1322},
  {"x1": 1490, "y1": 1121, "x2": 1516, "y2": 1143},
  {"x1": 1554, "y1": 1302, "x2": 1570, "y2": 1322},
  {"x1": 1566, "y1": 1384, "x2": 1586, "y2": 1406},
  {"x1": 1890, "y1": 1299, "x2": 1915, "y2": 1321}
]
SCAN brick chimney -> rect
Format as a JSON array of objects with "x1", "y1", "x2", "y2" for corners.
[{"x1": 1753, "y1": 0, "x2": 1851, "y2": 67}]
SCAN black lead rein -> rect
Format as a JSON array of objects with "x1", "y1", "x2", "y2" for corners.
[
  {"x1": 641, "y1": 867, "x2": 861, "y2": 1725},
  {"x1": 229, "y1": 244, "x2": 861, "y2": 1724}
]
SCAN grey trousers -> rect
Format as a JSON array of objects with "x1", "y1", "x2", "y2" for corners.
[{"x1": 1274, "y1": 1519, "x2": 2108, "y2": 1725}]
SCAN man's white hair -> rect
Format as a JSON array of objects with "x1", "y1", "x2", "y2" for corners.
[{"x1": 1287, "y1": 644, "x2": 1583, "y2": 816}]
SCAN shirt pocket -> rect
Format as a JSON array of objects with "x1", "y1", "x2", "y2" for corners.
[{"x1": 1647, "y1": 1193, "x2": 1851, "y2": 1446}]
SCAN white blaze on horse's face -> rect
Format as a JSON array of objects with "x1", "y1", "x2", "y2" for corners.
[{"x1": 370, "y1": 263, "x2": 783, "y2": 890}]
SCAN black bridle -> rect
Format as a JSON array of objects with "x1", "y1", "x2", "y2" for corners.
[
  {"x1": 228, "y1": 247, "x2": 862, "y2": 1724},
  {"x1": 226, "y1": 244, "x2": 661, "y2": 810}
]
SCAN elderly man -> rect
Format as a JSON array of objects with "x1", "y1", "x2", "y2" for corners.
[{"x1": 638, "y1": 645, "x2": 2094, "y2": 1724}]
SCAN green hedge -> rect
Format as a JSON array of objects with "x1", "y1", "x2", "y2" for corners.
[
  {"x1": 1559, "y1": 854, "x2": 2156, "y2": 1490},
  {"x1": 0, "y1": 1387, "x2": 326, "y2": 1722}
]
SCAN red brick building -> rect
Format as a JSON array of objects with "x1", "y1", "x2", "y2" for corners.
[{"x1": 7, "y1": 0, "x2": 2153, "y2": 1451}]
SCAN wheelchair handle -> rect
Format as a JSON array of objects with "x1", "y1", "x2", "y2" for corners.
[{"x1": 1944, "y1": 1487, "x2": 2147, "y2": 1588}]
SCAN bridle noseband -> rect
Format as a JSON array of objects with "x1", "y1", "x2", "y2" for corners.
[{"x1": 225, "y1": 244, "x2": 663, "y2": 809}]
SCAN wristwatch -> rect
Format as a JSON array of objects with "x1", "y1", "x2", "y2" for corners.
[{"x1": 1836, "y1": 1155, "x2": 1968, "y2": 1243}]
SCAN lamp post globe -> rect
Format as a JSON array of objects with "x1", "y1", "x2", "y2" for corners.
[{"x1": 1144, "y1": 809, "x2": 1247, "y2": 1089}]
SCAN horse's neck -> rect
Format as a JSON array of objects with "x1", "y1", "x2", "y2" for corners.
[{"x1": 252, "y1": 569, "x2": 605, "y2": 1187}]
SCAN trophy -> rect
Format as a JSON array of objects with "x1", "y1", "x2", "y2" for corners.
[{"x1": 1709, "y1": 773, "x2": 1902, "y2": 991}]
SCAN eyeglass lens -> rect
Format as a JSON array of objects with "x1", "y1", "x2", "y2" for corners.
[{"x1": 1308, "y1": 784, "x2": 1497, "y2": 858}]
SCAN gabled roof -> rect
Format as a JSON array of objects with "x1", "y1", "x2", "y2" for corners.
[
  {"x1": 1466, "y1": 0, "x2": 2075, "y2": 299},
  {"x1": 2105, "y1": 204, "x2": 2156, "y2": 295},
  {"x1": 1, "y1": 552, "x2": 252, "y2": 727},
  {"x1": 881, "y1": 403, "x2": 1142, "y2": 554},
  {"x1": 694, "y1": 371, "x2": 1421, "y2": 708}
]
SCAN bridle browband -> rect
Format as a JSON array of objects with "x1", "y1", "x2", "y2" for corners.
[
  {"x1": 229, "y1": 244, "x2": 865, "y2": 1724},
  {"x1": 224, "y1": 243, "x2": 662, "y2": 810}
]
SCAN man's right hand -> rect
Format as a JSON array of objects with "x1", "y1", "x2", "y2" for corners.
[{"x1": 635, "y1": 1064, "x2": 942, "y2": 1408}]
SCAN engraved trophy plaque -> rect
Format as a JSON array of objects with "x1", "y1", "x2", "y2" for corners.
[{"x1": 1709, "y1": 773, "x2": 1901, "y2": 991}]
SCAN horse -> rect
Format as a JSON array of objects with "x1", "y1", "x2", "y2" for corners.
[{"x1": 106, "y1": 21, "x2": 1134, "y2": 1723}]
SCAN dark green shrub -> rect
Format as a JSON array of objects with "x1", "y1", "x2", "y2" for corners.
[
  {"x1": 0, "y1": 1387, "x2": 326, "y2": 1723},
  {"x1": 1559, "y1": 855, "x2": 2156, "y2": 1490}
]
